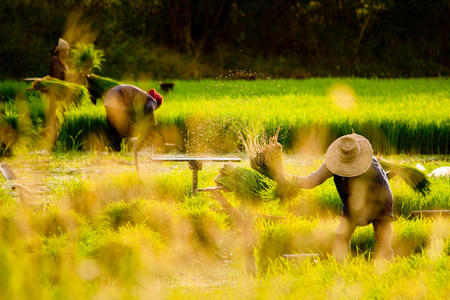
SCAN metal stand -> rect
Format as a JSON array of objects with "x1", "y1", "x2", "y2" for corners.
[
  {"x1": 151, "y1": 156, "x2": 241, "y2": 196},
  {"x1": 188, "y1": 161, "x2": 203, "y2": 195}
]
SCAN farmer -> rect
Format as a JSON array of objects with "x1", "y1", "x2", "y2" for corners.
[
  {"x1": 50, "y1": 38, "x2": 70, "y2": 80},
  {"x1": 278, "y1": 134, "x2": 394, "y2": 261},
  {"x1": 103, "y1": 84, "x2": 163, "y2": 145}
]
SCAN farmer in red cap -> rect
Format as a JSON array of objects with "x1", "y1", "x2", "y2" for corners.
[
  {"x1": 103, "y1": 84, "x2": 163, "y2": 146},
  {"x1": 277, "y1": 134, "x2": 394, "y2": 261}
]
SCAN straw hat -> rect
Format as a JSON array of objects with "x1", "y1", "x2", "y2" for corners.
[
  {"x1": 55, "y1": 38, "x2": 69, "y2": 52},
  {"x1": 325, "y1": 133, "x2": 373, "y2": 177}
]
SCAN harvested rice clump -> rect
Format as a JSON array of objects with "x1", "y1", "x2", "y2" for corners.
[
  {"x1": 71, "y1": 43, "x2": 105, "y2": 77},
  {"x1": 214, "y1": 130, "x2": 300, "y2": 203},
  {"x1": 241, "y1": 129, "x2": 284, "y2": 180},
  {"x1": 31, "y1": 76, "x2": 90, "y2": 107},
  {"x1": 214, "y1": 163, "x2": 299, "y2": 203},
  {"x1": 239, "y1": 129, "x2": 300, "y2": 200},
  {"x1": 214, "y1": 163, "x2": 277, "y2": 204},
  {"x1": 378, "y1": 157, "x2": 431, "y2": 195},
  {"x1": 86, "y1": 74, "x2": 120, "y2": 103}
]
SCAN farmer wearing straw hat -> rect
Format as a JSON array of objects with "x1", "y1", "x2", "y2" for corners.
[
  {"x1": 103, "y1": 84, "x2": 163, "y2": 145},
  {"x1": 50, "y1": 38, "x2": 70, "y2": 80},
  {"x1": 279, "y1": 134, "x2": 394, "y2": 261}
]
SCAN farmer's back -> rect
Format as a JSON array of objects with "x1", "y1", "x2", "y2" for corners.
[
  {"x1": 333, "y1": 158, "x2": 393, "y2": 225},
  {"x1": 104, "y1": 84, "x2": 160, "y2": 139},
  {"x1": 104, "y1": 84, "x2": 150, "y2": 111}
]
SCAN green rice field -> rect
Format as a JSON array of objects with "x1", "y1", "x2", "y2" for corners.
[
  {"x1": 0, "y1": 78, "x2": 449, "y2": 299},
  {"x1": 1, "y1": 78, "x2": 449, "y2": 154}
]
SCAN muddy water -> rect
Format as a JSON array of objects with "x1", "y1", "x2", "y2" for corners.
[{"x1": 0, "y1": 150, "x2": 246, "y2": 204}]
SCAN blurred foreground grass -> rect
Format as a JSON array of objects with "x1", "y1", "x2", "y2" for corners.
[{"x1": 0, "y1": 152, "x2": 448, "y2": 299}]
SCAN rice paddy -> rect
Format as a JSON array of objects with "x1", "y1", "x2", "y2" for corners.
[
  {"x1": 1, "y1": 78, "x2": 449, "y2": 154},
  {"x1": 0, "y1": 151, "x2": 448, "y2": 298},
  {"x1": 0, "y1": 78, "x2": 449, "y2": 299}
]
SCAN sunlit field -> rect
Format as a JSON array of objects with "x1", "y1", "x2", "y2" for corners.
[
  {"x1": 1, "y1": 78, "x2": 449, "y2": 154},
  {"x1": 0, "y1": 152, "x2": 449, "y2": 299},
  {"x1": 0, "y1": 78, "x2": 449, "y2": 299}
]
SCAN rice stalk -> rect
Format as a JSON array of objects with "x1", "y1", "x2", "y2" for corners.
[
  {"x1": 70, "y1": 43, "x2": 105, "y2": 76},
  {"x1": 240, "y1": 128, "x2": 284, "y2": 180},
  {"x1": 31, "y1": 76, "x2": 90, "y2": 107},
  {"x1": 214, "y1": 163, "x2": 276, "y2": 204},
  {"x1": 214, "y1": 163, "x2": 298, "y2": 203},
  {"x1": 86, "y1": 74, "x2": 121, "y2": 103},
  {"x1": 378, "y1": 157, "x2": 431, "y2": 196}
]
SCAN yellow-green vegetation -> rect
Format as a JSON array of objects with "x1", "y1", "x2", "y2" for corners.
[
  {"x1": 0, "y1": 78, "x2": 449, "y2": 154},
  {"x1": 154, "y1": 78, "x2": 450, "y2": 154},
  {"x1": 0, "y1": 153, "x2": 448, "y2": 298},
  {"x1": 214, "y1": 163, "x2": 277, "y2": 203},
  {"x1": 0, "y1": 78, "x2": 448, "y2": 298},
  {"x1": 70, "y1": 43, "x2": 105, "y2": 77},
  {"x1": 31, "y1": 77, "x2": 90, "y2": 107},
  {"x1": 86, "y1": 74, "x2": 120, "y2": 103}
]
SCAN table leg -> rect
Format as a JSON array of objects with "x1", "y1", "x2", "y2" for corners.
[
  {"x1": 188, "y1": 161, "x2": 203, "y2": 195},
  {"x1": 192, "y1": 168, "x2": 198, "y2": 195}
]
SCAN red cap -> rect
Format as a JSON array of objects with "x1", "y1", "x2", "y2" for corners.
[{"x1": 148, "y1": 89, "x2": 163, "y2": 106}]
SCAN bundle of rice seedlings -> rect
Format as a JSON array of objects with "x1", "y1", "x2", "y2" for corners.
[
  {"x1": 378, "y1": 157, "x2": 431, "y2": 196},
  {"x1": 70, "y1": 43, "x2": 104, "y2": 78},
  {"x1": 31, "y1": 76, "x2": 90, "y2": 107},
  {"x1": 86, "y1": 74, "x2": 120, "y2": 103},
  {"x1": 239, "y1": 129, "x2": 301, "y2": 200},
  {"x1": 241, "y1": 129, "x2": 284, "y2": 180},
  {"x1": 214, "y1": 163, "x2": 277, "y2": 204}
]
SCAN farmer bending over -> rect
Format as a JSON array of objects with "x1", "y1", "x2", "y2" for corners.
[
  {"x1": 103, "y1": 84, "x2": 163, "y2": 146},
  {"x1": 277, "y1": 134, "x2": 394, "y2": 261}
]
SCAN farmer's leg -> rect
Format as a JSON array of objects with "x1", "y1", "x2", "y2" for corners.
[
  {"x1": 333, "y1": 216, "x2": 356, "y2": 262},
  {"x1": 373, "y1": 217, "x2": 394, "y2": 261}
]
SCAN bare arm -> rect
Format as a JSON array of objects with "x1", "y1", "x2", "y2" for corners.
[{"x1": 278, "y1": 162, "x2": 333, "y2": 190}]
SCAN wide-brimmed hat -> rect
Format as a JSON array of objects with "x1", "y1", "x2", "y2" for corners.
[
  {"x1": 325, "y1": 133, "x2": 373, "y2": 177},
  {"x1": 55, "y1": 38, "x2": 69, "y2": 52}
]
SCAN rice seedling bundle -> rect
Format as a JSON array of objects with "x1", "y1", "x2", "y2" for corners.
[
  {"x1": 241, "y1": 130, "x2": 284, "y2": 180},
  {"x1": 31, "y1": 76, "x2": 90, "y2": 107},
  {"x1": 214, "y1": 163, "x2": 299, "y2": 204},
  {"x1": 86, "y1": 74, "x2": 120, "y2": 103},
  {"x1": 378, "y1": 157, "x2": 431, "y2": 195},
  {"x1": 214, "y1": 163, "x2": 277, "y2": 203},
  {"x1": 241, "y1": 130, "x2": 300, "y2": 200},
  {"x1": 70, "y1": 43, "x2": 105, "y2": 77}
]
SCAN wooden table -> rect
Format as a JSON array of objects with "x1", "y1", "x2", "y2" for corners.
[{"x1": 151, "y1": 156, "x2": 241, "y2": 194}]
